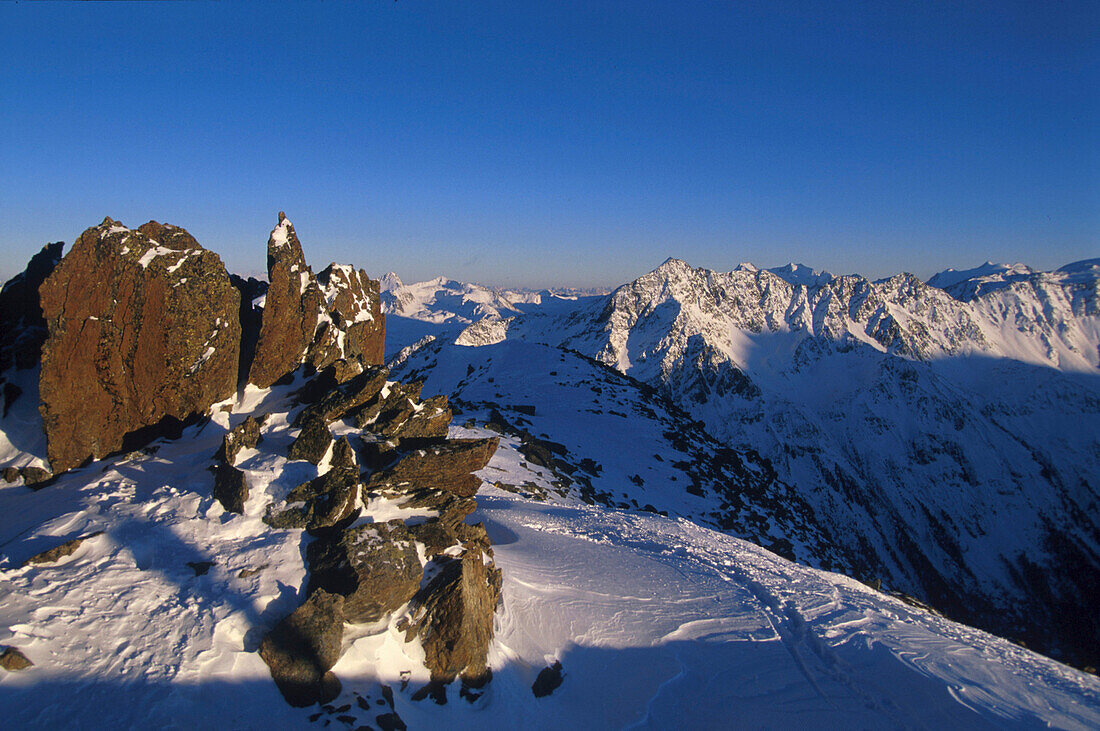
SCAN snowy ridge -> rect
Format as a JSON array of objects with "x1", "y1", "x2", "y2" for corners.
[
  {"x1": 1, "y1": 360, "x2": 1097, "y2": 728},
  {"x1": 380, "y1": 275, "x2": 539, "y2": 325},
  {"x1": 392, "y1": 257, "x2": 1100, "y2": 668}
]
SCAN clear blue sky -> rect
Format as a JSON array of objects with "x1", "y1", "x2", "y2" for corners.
[{"x1": 1, "y1": 1, "x2": 1096, "y2": 288}]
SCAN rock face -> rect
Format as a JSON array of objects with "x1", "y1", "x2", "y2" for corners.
[
  {"x1": 38, "y1": 218, "x2": 241, "y2": 473},
  {"x1": 407, "y1": 547, "x2": 502, "y2": 685},
  {"x1": 259, "y1": 589, "x2": 345, "y2": 706},
  {"x1": 306, "y1": 520, "x2": 422, "y2": 623},
  {"x1": 248, "y1": 213, "x2": 385, "y2": 388},
  {"x1": 0, "y1": 241, "x2": 64, "y2": 371},
  {"x1": 368, "y1": 439, "x2": 499, "y2": 497}
]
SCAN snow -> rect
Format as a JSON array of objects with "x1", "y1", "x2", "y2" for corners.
[
  {"x1": 0, "y1": 358, "x2": 1097, "y2": 728},
  {"x1": 137, "y1": 246, "x2": 178, "y2": 268},
  {"x1": 270, "y1": 219, "x2": 292, "y2": 248}
]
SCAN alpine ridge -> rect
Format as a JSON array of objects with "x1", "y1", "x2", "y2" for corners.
[{"x1": 403, "y1": 256, "x2": 1100, "y2": 668}]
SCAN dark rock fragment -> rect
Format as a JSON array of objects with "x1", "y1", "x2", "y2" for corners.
[
  {"x1": 187, "y1": 561, "x2": 214, "y2": 576},
  {"x1": 259, "y1": 589, "x2": 346, "y2": 707},
  {"x1": 213, "y1": 463, "x2": 249, "y2": 514},
  {"x1": 216, "y1": 415, "x2": 266, "y2": 464},
  {"x1": 0, "y1": 647, "x2": 33, "y2": 671},
  {"x1": 288, "y1": 418, "x2": 333, "y2": 464},
  {"x1": 532, "y1": 661, "x2": 564, "y2": 697},
  {"x1": 21, "y1": 531, "x2": 104, "y2": 567},
  {"x1": 307, "y1": 520, "x2": 421, "y2": 623}
]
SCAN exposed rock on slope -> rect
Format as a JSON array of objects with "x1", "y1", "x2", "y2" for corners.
[
  {"x1": 0, "y1": 241, "x2": 63, "y2": 372},
  {"x1": 256, "y1": 365, "x2": 503, "y2": 707},
  {"x1": 475, "y1": 256, "x2": 1100, "y2": 667},
  {"x1": 248, "y1": 213, "x2": 384, "y2": 388},
  {"x1": 38, "y1": 218, "x2": 241, "y2": 473}
]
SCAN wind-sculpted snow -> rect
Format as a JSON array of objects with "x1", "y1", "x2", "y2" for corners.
[{"x1": 412, "y1": 258, "x2": 1100, "y2": 668}]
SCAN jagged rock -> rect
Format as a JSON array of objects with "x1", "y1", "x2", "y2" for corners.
[
  {"x1": 247, "y1": 214, "x2": 327, "y2": 388},
  {"x1": 288, "y1": 418, "x2": 333, "y2": 465},
  {"x1": 407, "y1": 547, "x2": 501, "y2": 685},
  {"x1": 352, "y1": 381, "x2": 422, "y2": 429},
  {"x1": 37, "y1": 218, "x2": 241, "y2": 473},
  {"x1": 259, "y1": 589, "x2": 345, "y2": 707},
  {"x1": 263, "y1": 466, "x2": 359, "y2": 530},
  {"x1": 314, "y1": 263, "x2": 386, "y2": 372},
  {"x1": 306, "y1": 520, "x2": 422, "y2": 623},
  {"x1": 379, "y1": 394, "x2": 452, "y2": 441},
  {"x1": 2, "y1": 467, "x2": 18, "y2": 483},
  {"x1": 215, "y1": 415, "x2": 266, "y2": 464},
  {"x1": 213, "y1": 463, "x2": 249, "y2": 514},
  {"x1": 0, "y1": 241, "x2": 64, "y2": 371},
  {"x1": 295, "y1": 366, "x2": 388, "y2": 427},
  {"x1": 367, "y1": 438, "x2": 499, "y2": 498},
  {"x1": 248, "y1": 214, "x2": 385, "y2": 388},
  {"x1": 21, "y1": 531, "x2": 103, "y2": 567},
  {"x1": 330, "y1": 436, "x2": 357, "y2": 469},
  {"x1": 0, "y1": 647, "x2": 33, "y2": 671}
]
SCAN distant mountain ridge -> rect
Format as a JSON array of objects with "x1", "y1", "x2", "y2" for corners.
[{"x1": 391, "y1": 255, "x2": 1100, "y2": 668}]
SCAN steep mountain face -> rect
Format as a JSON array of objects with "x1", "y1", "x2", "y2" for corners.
[{"x1": 438, "y1": 257, "x2": 1100, "y2": 667}]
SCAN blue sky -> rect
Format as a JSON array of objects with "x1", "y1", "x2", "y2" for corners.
[{"x1": 1, "y1": 1, "x2": 1096, "y2": 288}]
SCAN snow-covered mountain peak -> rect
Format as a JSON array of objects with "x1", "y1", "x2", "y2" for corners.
[
  {"x1": 378, "y1": 271, "x2": 403, "y2": 291},
  {"x1": 765, "y1": 262, "x2": 835, "y2": 288},
  {"x1": 927, "y1": 260, "x2": 1035, "y2": 291}
]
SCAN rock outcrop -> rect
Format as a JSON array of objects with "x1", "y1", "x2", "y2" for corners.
[
  {"x1": 306, "y1": 520, "x2": 422, "y2": 623},
  {"x1": 406, "y1": 546, "x2": 502, "y2": 686},
  {"x1": 38, "y1": 219, "x2": 242, "y2": 473},
  {"x1": 0, "y1": 241, "x2": 63, "y2": 372},
  {"x1": 248, "y1": 213, "x2": 385, "y2": 388},
  {"x1": 258, "y1": 366, "x2": 503, "y2": 706}
]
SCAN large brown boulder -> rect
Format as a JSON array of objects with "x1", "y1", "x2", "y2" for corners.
[
  {"x1": 248, "y1": 213, "x2": 386, "y2": 388},
  {"x1": 38, "y1": 218, "x2": 241, "y2": 473}
]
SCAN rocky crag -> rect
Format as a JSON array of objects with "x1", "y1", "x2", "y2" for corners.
[{"x1": 1, "y1": 213, "x2": 502, "y2": 711}]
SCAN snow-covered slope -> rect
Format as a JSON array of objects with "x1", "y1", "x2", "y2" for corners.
[
  {"x1": 392, "y1": 258, "x2": 1100, "y2": 669},
  {"x1": 2, "y1": 359, "x2": 1098, "y2": 729}
]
